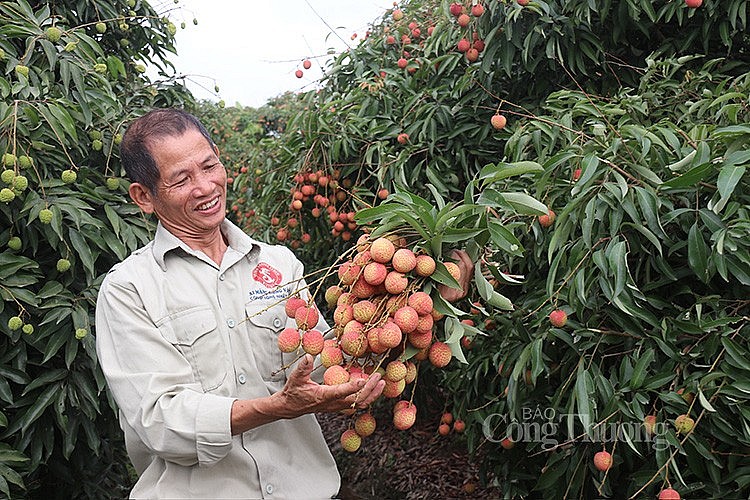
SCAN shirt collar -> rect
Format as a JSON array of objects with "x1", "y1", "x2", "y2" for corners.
[{"x1": 151, "y1": 219, "x2": 258, "y2": 271}]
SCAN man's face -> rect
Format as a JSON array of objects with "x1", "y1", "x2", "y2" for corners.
[{"x1": 140, "y1": 128, "x2": 227, "y2": 240}]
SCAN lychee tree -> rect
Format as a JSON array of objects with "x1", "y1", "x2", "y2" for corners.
[
  {"x1": 0, "y1": 0, "x2": 194, "y2": 496},
  {"x1": 212, "y1": 0, "x2": 750, "y2": 497}
]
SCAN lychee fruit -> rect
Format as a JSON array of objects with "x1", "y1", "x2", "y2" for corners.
[
  {"x1": 444, "y1": 261, "x2": 462, "y2": 282},
  {"x1": 397, "y1": 132, "x2": 409, "y2": 144},
  {"x1": 340, "y1": 330, "x2": 368, "y2": 357},
  {"x1": 363, "y1": 262, "x2": 388, "y2": 285},
  {"x1": 415, "y1": 314, "x2": 434, "y2": 334},
  {"x1": 285, "y1": 296, "x2": 306, "y2": 318},
  {"x1": 449, "y1": 2, "x2": 463, "y2": 16},
  {"x1": 658, "y1": 488, "x2": 681, "y2": 500},
  {"x1": 301, "y1": 329, "x2": 324, "y2": 355},
  {"x1": 643, "y1": 415, "x2": 657, "y2": 436},
  {"x1": 320, "y1": 345, "x2": 344, "y2": 368},
  {"x1": 407, "y1": 291, "x2": 433, "y2": 315},
  {"x1": 355, "y1": 412, "x2": 377, "y2": 437},
  {"x1": 457, "y1": 13, "x2": 470, "y2": 27},
  {"x1": 385, "y1": 360, "x2": 407, "y2": 382},
  {"x1": 415, "y1": 254, "x2": 436, "y2": 276},
  {"x1": 295, "y1": 304, "x2": 319, "y2": 329},
  {"x1": 378, "y1": 321, "x2": 403, "y2": 349},
  {"x1": 674, "y1": 414, "x2": 694, "y2": 434},
  {"x1": 491, "y1": 113, "x2": 507, "y2": 130},
  {"x1": 471, "y1": 3, "x2": 484, "y2": 16},
  {"x1": 440, "y1": 412, "x2": 454, "y2": 425},
  {"x1": 340, "y1": 429, "x2": 361, "y2": 452},
  {"x1": 428, "y1": 341, "x2": 452, "y2": 367},
  {"x1": 325, "y1": 285, "x2": 343, "y2": 308},
  {"x1": 393, "y1": 405, "x2": 417, "y2": 430},
  {"x1": 393, "y1": 306, "x2": 419, "y2": 334},
  {"x1": 539, "y1": 209, "x2": 556, "y2": 228},
  {"x1": 352, "y1": 300, "x2": 377, "y2": 323},
  {"x1": 56, "y1": 258, "x2": 71, "y2": 272},
  {"x1": 384, "y1": 271, "x2": 408, "y2": 294},
  {"x1": 392, "y1": 248, "x2": 417, "y2": 273},
  {"x1": 39, "y1": 208, "x2": 53, "y2": 224},
  {"x1": 408, "y1": 330, "x2": 433, "y2": 349},
  {"x1": 549, "y1": 309, "x2": 567, "y2": 327},
  {"x1": 453, "y1": 419, "x2": 465, "y2": 433},
  {"x1": 593, "y1": 450, "x2": 612, "y2": 471},
  {"x1": 323, "y1": 365, "x2": 350, "y2": 385},
  {"x1": 338, "y1": 262, "x2": 361, "y2": 285},
  {"x1": 382, "y1": 378, "x2": 406, "y2": 398},
  {"x1": 438, "y1": 423, "x2": 450, "y2": 435},
  {"x1": 457, "y1": 38, "x2": 471, "y2": 53},
  {"x1": 370, "y1": 237, "x2": 396, "y2": 263},
  {"x1": 7, "y1": 316, "x2": 22, "y2": 331},
  {"x1": 351, "y1": 276, "x2": 377, "y2": 299},
  {"x1": 404, "y1": 361, "x2": 417, "y2": 383},
  {"x1": 333, "y1": 304, "x2": 354, "y2": 327},
  {"x1": 277, "y1": 327, "x2": 301, "y2": 353}
]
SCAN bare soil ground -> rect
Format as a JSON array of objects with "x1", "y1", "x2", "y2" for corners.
[{"x1": 318, "y1": 402, "x2": 503, "y2": 499}]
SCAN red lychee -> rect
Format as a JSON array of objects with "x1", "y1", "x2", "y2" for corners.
[
  {"x1": 593, "y1": 450, "x2": 612, "y2": 471},
  {"x1": 394, "y1": 306, "x2": 419, "y2": 334},
  {"x1": 378, "y1": 321, "x2": 403, "y2": 349},
  {"x1": 444, "y1": 261, "x2": 462, "y2": 282},
  {"x1": 457, "y1": 13, "x2": 470, "y2": 27},
  {"x1": 429, "y1": 341, "x2": 452, "y2": 367},
  {"x1": 408, "y1": 291, "x2": 433, "y2": 315},
  {"x1": 538, "y1": 209, "x2": 556, "y2": 228},
  {"x1": 301, "y1": 329, "x2": 324, "y2": 355},
  {"x1": 285, "y1": 297, "x2": 306, "y2": 318},
  {"x1": 363, "y1": 261, "x2": 388, "y2": 285},
  {"x1": 471, "y1": 3, "x2": 484, "y2": 16},
  {"x1": 549, "y1": 309, "x2": 567, "y2": 327},
  {"x1": 383, "y1": 378, "x2": 406, "y2": 398},
  {"x1": 457, "y1": 38, "x2": 471, "y2": 53},
  {"x1": 370, "y1": 237, "x2": 396, "y2": 263},
  {"x1": 674, "y1": 414, "x2": 695, "y2": 434},
  {"x1": 352, "y1": 300, "x2": 377, "y2": 323},
  {"x1": 384, "y1": 271, "x2": 408, "y2": 294},
  {"x1": 392, "y1": 248, "x2": 417, "y2": 273},
  {"x1": 393, "y1": 405, "x2": 417, "y2": 430},
  {"x1": 320, "y1": 345, "x2": 344, "y2": 367},
  {"x1": 408, "y1": 330, "x2": 433, "y2": 349},
  {"x1": 415, "y1": 254, "x2": 436, "y2": 276},
  {"x1": 323, "y1": 365, "x2": 350, "y2": 385},
  {"x1": 338, "y1": 262, "x2": 361, "y2": 285},
  {"x1": 277, "y1": 327, "x2": 301, "y2": 353},
  {"x1": 491, "y1": 113, "x2": 507, "y2": 130},
  {"x1": 295, "y1": 305, "x2": 319, "y2": 329},
  {"x1": 658, "y1": 488, "x2": 681, "y2": 500},
  {"x1": 385, "y1": 360, "x2": 407, "y2": 382}
]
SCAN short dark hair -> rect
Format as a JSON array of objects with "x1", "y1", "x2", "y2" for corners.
[{"x1": 120, "y1": 108, "x2": 215, "y2": 193}]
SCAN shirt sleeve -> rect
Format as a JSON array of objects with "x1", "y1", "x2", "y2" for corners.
[{"x1": 95, "y1": 274, "x2": 236, "y2": 467}]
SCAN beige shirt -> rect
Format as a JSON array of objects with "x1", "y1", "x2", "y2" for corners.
[{"x1": 95, "y1": 219, "x2": 338, "y2": 499}]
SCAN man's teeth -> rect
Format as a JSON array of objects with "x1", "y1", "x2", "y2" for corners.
[{"x1": 197, "y1": 198, "x2": 218, "y2": 210}]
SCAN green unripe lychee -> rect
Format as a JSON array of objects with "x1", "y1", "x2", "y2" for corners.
[
  {"x1": 96, "y1": 22, "x2": 107, "y2": 34},
  {"x1": 46, "y1": 26, "x2": 62, "y2": 42},
  {"x1": 7, "y1": 236, "x2": 21, "y2": 251},
  {"x1": 94, "y1": 63, "x2": 107, "y2": 74},
  {"x1": 214, "y1": 84, "x2": 220, "y2": 93},
  {"x1": 8, "y1": 317, "x2": 23, "y2": 331},
  {"x1": 18, "y1": 155, "x2": 32, "y2": 169},
  {"x1": 92, "y1": 139, "x2": 103, "y2": 151},
  {"x1": 119, "y1": 38, "x2": 130, "y2": 47},
  {"x1": 119, "y1": 22, "x2": 129, "y2": 32},
  {"x1": 1, "y1": 170, "x2": 14, "y2": 184},
  {"x1": 167, "y1": 22, "x2": 176, "y2": 36},
  {"x1": 22, "y1": 324, "x2": 33, "y2": 335},
  {"x1": 127, "y1": 0, "x2": 136, "y2": 7},
  {"x1": 3, "y1": 153, "x2": 16, "y2": 167},
  {"x1": 218, "y1": 100, "x2": 225, "y2": 108},
  {"x1": 39, "y1": 208, "x2": 53, "y2": 224},
  {"x1": 75, "y1": 328, "x2": 88, "y2": 339},
  {"x1": 128, "y1": 10, "x2": 136, "y2": 16},
  {"x1": 88, "y1": 130, "x2": 102, "y2": 140},
  {"x1": 56, "y1": 258, "x2": 71, "y2": 272},
  {"x1": 106, "y1": 177, "x2": 120, "y2": 190},
  {"x1": 12, "y1": 175, "x2": 27, "y2": 191},
  {"x1": 180, "y1": 21, "x2": 186, "y2": 29},
  {"x1": 64, "y1": 41, "x2": 77, "y2": 52},
  {"x1": 0, "y1": 188, "x2": 15, "y2": 203},
  {"x1": 61, "y1": 169, "x2": 77, "y2": 184},
  {"x1": 15, "y1": 65, "x2": 29, "y2": 77},
  {"x1": 113, "y1": 133, "x2": 122, "y2": 145},
  {"x1": 134, "y1": 64, "x2": 146, "y2": 74},
  {"x1": 0, "y1": 48, "x2": 5, "y2": 60}
]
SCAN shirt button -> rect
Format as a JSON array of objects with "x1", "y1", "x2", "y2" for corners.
[
  {"x1": 238, "y1": 373, "x2": 246, "y2": 384},
  {"x1": 219, "y1": 274, "x2": 225, "y2": 281},
  {"x1": 265, "y1": 484, "x2": 274, "y2": 494},
  {"x1": 272, "y1": 318, "x2": 282, "y2": 328},
  {"x1": 227, "y1": 318, "x2": 235, "y2": 328}
]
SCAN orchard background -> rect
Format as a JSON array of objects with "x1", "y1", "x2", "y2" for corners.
[{"x1": 1, "y1": 0, "x2": 749, "y2": 498}]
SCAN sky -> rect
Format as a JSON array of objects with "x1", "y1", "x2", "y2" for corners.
[{"x1": 155, "y1": 0, "x2": 396, "y2": 108}]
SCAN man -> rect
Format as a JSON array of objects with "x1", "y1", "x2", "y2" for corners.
[
  {"x1": 96, "y1": 108, "x2": 473, "y2": 499},
  {"x1": 95, "y1": 108, "x2": 385, "y2": 499}
]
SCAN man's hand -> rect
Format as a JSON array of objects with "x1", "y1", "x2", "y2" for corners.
[
  {"x1": 231, "y1": 355, "x2": 385, "y2": 435},
  {"x1": 438, "y1": 250, "x2": 474, "y2": 302},
  {"x1": 278, "y1": 354, "x2": 385, "y2": 416}
]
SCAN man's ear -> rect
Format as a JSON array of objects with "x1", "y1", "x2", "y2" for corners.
[
  {"x1": 214, "y1": 144, "x2": 220, "y2": 158},
  {"x1": 129, "y1": 182, "x2": 156, "y2": 214}
]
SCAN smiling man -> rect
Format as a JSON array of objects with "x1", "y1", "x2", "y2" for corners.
[{"x1": 95, "y1": 108, "x2": 384, "y2": 499}]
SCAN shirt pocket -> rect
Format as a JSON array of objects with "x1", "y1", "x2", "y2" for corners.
[
  {"x1": 157, "y1": 307, "x2": 228, "y2": 392},
  {"x1": 245, "y1": 300, "x2": 294, "y2": 385}
]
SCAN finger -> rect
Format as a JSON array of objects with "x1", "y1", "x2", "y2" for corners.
[{"x1": 288, "y1": 354, "x2": 314, "y2": 382}]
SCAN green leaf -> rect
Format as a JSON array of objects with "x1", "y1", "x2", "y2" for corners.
[
  {"x1": 478, "y1": 160, "x2": 544, "y2": 184},
  {"x1": 688, "y1": 223, "x2": 709, "y2": 283},
  {"x1": 497, "y1": 192, "x2": 548, "y2": 216},
  {"x1": 660, "y1": 162, "x2": 712, "y2": 190},
  {"x1": 68, "y1": 228, "x2": 96, "y2": 277},
  {"x1": 630, "y1": 349, "x2": 654, "y2": 390}
]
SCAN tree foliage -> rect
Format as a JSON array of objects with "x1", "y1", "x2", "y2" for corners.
[
  {"x1": 214, "y1": 0, "x2": 750, "y2": 497},
  {"x1": 0, "y1": 0, "x2": 193, "y2": 496}
]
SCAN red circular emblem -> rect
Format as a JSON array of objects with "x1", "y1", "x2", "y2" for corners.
[{"x1": 252, "y1": 262, "x2": 283, "y2": 288}]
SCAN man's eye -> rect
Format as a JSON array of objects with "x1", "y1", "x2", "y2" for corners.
[{"x1": 173, "y1": 178, "x2": 188, "y2": 187}]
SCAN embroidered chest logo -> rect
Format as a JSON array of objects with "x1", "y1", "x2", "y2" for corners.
[{"x1": 252, "y1": 262, "x2": 282, "y2": 288}]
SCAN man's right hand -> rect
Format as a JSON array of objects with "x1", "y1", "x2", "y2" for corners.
[{"x1": 230, "y1": 355, "x2": 384, "y2": 435}]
